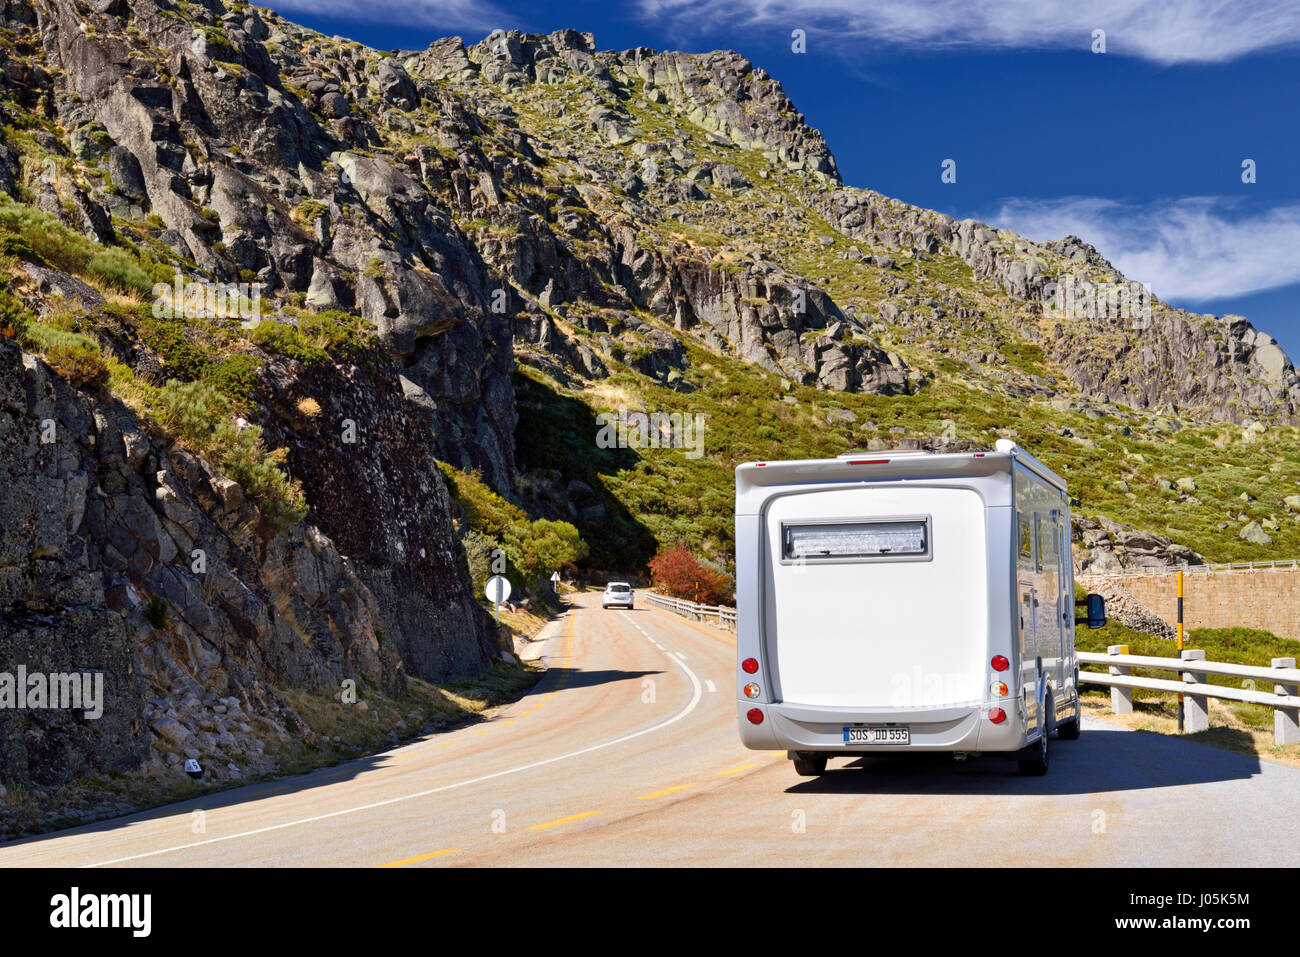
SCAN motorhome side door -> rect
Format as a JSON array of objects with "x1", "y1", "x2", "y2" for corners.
[
  {"x1": 1018, "y1": 580, "x2": 1039, "y2": 734},
  {"x1": 1052, "y1": 511, "x2": 1069, "y2": 702}
]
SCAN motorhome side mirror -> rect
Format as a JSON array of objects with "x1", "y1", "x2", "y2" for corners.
[
  {"x1": 1074, "y1": 593, "x2": 1106, "y2": 629},
  {"x1": 1085, "y1": 593, "x2": 1106, "y2": 629}
]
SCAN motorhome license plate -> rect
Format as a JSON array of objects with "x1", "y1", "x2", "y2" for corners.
[{"x1": 843, "y1": 726, "x2": 909, "y2": 745}]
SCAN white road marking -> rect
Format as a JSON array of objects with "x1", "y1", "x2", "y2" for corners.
[
  {"x1": 705, "y1": 680, "x2": 717, "y2": 693},
  {"x1": 80, "y1": 609, "x2": 704, "y2": 868}
]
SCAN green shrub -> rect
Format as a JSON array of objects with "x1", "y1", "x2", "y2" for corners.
[
  {"x1": 0, "y1": 233, "x2": 34, "y2": 260},
  {"x1": 146, "y1": 594, "x2": 168, "y2": 629},
  {"x1": 438, "y1": 462, "x2": 588, "y2": 588},
  {"x1": 23, "y1": 323, "x2": 109, "y2": 387},
  {"x1": 87, "y1": 247, "x2": 152, "y2": 296},
  {"x1": 294, "y1": 199, "x2": 328, "y2": 224},
  {"x1": 204, "y1": 353, "x2": 263, "y2": 403},
  {"x1": 154, "y1": 379, "x2": 308, "y2": 527},
  {"x1": 461, "y1": 529, "x2": 497, "y2": 594},
  {"x1": 294, "y1": 310, "x2": 374, "y2": 354},
  {"x1": 249, "y1": 320, "x2": 329, "y2": 365},
  {"x1": 0, "y1": 287, "x2": 32, "y2": 339},
  {"x1": 0, "y1": 195, "x2": 157, "y2": 298}
]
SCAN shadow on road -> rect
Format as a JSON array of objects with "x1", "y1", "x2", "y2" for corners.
[
  {"x1": 0, "y1": 663, "x2": 668, "y2": 854},
  {"x1": 0, "y1": 748, "x2": 403, "y2": 853},
  {"x1": 783, "y1": 728, "x2": 1266, "y2": 796},
  {"x1": 541, "y1": 666, "x2": 664, "y2": 692}
]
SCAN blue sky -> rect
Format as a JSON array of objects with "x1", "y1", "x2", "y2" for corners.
[{"x1": 266, "y1": 0, "x2": 1300, "y2": 357}]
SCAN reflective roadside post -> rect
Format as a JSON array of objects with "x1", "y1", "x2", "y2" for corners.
[{"x1": 1177, "y1": 570, "x2": 1185, "y2": 733}]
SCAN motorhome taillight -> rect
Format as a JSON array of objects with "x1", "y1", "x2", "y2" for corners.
[
  {"x1": 846, "y1": 459, "x2": 889, "y2": 465},
  {"x1": 991, "y1": 681, "x2": 1008, "y2": 697},
  {"x1": 746, "y1": 708, "x2": 764, "y2": 725},
  {"x1": 988, "y1": 708, "x2": 1007, "y2": 724},
  {"x1": 991, "y1": 655, "x2": 1009, "y2": 672},
  {"x1": 742, "y1": 658, "x2": 759, "y2": 674},
  {"x1": 744, "y1": 683, "x2": 761, "y2": 699}
]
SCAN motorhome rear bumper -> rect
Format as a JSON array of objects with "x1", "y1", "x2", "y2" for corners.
[{"x1": 738, "y1": 701, "x2": 1027, "y2": 752}]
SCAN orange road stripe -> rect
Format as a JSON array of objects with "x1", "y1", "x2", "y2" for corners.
[
  {"x1": 716, "y1": 763, "x2": 758, "y2": 775},
  {"x1": 376, "y1": 848, "x2": 461, "y2": 868},
  {"x1": 637, "y1": 784, "x2": 695, "y2": 800},
  {"x1": 527, "y1": 810, "x2": 604, "y2": 830}
]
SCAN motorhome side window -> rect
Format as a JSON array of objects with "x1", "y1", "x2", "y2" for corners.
[
  {"x1": 1034, "y1": 513, "x2": 1045, "y2": 572},
  {"x1": 1018, "y1": 515, "x2": 1033, "y2": 567},
  {"x1": 1040, "y1": 513, "x2": 1059, "y2": 593},
  {"x1": 781, "y1": 518, "x2": 929, "y2": 562}
]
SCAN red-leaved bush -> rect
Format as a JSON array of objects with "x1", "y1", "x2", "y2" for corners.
[{"x1": 648, "y1": 545, "x2": 733, "y2": 605}]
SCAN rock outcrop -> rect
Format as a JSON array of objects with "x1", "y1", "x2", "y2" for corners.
[{"x1": 0, "y1": 330, "x2": 496, "y2": 792}]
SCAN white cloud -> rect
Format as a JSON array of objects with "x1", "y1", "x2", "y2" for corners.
[
  {"x1": 639, "y1": 0, "x2": 1300, "y2": 64},
  {"x1": 986, "y1": 196, "x2": 1300, "y2": 302},
  {"x1": 266, "y1": 0, "x2": 510, "y2": 33}
]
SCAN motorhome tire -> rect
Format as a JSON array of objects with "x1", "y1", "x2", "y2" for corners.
[
  {"x1": 1018, "y1": 695, "x2": 1052, "y2": 776},
  {"x1": 1058, "y1": 696, "x2": 1081, "y2": 740},
  {"x1": 792, "y1": 753, "x2": 827, "y2": 776}
]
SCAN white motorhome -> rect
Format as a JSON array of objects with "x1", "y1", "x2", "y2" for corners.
[{"x1": 734, "y1": 440, "x2": 1106, "y2": 776}]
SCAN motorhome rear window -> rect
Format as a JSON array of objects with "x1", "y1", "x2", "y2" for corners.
[{"x1": 781, "y1": 518, "x2": 930, "y2": 562}]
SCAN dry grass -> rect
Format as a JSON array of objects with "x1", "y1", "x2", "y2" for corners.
[{"x1": 1082, "y1": 693, "x2": 1300, "y2": 768}]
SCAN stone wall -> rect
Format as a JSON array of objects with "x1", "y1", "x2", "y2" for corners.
[{"x1": 1082, "y1": 566, "x2": 1300, "y2": 643}]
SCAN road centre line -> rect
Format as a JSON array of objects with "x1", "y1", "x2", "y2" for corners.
[
  {"x1": 637, "y1": 785, "x2": 695, "y2": 800},
  {"x1": 527, "y1": 810, "x2": 604, "y2": 830},
  {"x1": 376, "y1": 848, "x2": 461, "y2": 868}
]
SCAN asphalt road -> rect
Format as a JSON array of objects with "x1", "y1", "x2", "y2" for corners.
[{"x1": 3, "y1": 590, "x2": 1298, "y2": 867}]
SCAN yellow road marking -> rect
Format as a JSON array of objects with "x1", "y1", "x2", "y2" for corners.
[
  {"x1": 527, "y1": 810, "x2": 604, "y2": 830},
  {"x1": 637, "y1": 784, "x2": 695, "y2": 800},
  {"x1": 496, "y1": 719, "x2": 515, "y2": 726},
  {"x1": 716, "y1": 763, "x2": 758, "y2": 775},
  {"x1": 472, "y1": 729, "x2": 494, "y2": 737},
  {"x1": 376, "y1": 848, "x2": 461, "y2": 868}
]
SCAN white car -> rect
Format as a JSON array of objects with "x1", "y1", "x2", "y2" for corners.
[{"x1": 602, "y1": 582, "x2": 634, "y2": 609}]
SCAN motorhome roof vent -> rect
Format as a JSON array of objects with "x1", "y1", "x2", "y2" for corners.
[
  {"x1": 993, "y1": 438, "x2": 1018, "y2": 454},
  {"x1": 836, "y1": 449, "x2": 930, "y2": 459}
]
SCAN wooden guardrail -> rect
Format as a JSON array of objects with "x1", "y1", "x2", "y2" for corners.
[
  {"x1": 1078, "y1": 647, "x2": 1300, "y2": 745},
  {"x1": 644, "y1": 592, "x2": 737, "y2": 629},
  {"x1": 1089, "y1": 559, "x2": 1300, "y2": 576}
]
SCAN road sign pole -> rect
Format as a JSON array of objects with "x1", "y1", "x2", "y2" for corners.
[
  {"x1": 484, "y1": 575, "x2": 512, "y2": 627},
  {"x1": 1177, "y1": 570, "x2": 1185, "y2": 733}
]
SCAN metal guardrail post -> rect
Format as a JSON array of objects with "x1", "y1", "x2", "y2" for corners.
[
  {"x1": 1274, "y1": 657, "x2": 1299, "y2": 746},
  {"x1": 1108, "y1": 645, "x2": 1132, "y2": 715},
  {"x1": 1181, "y1": 649, "x2": 1209, "y2": 733}
]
